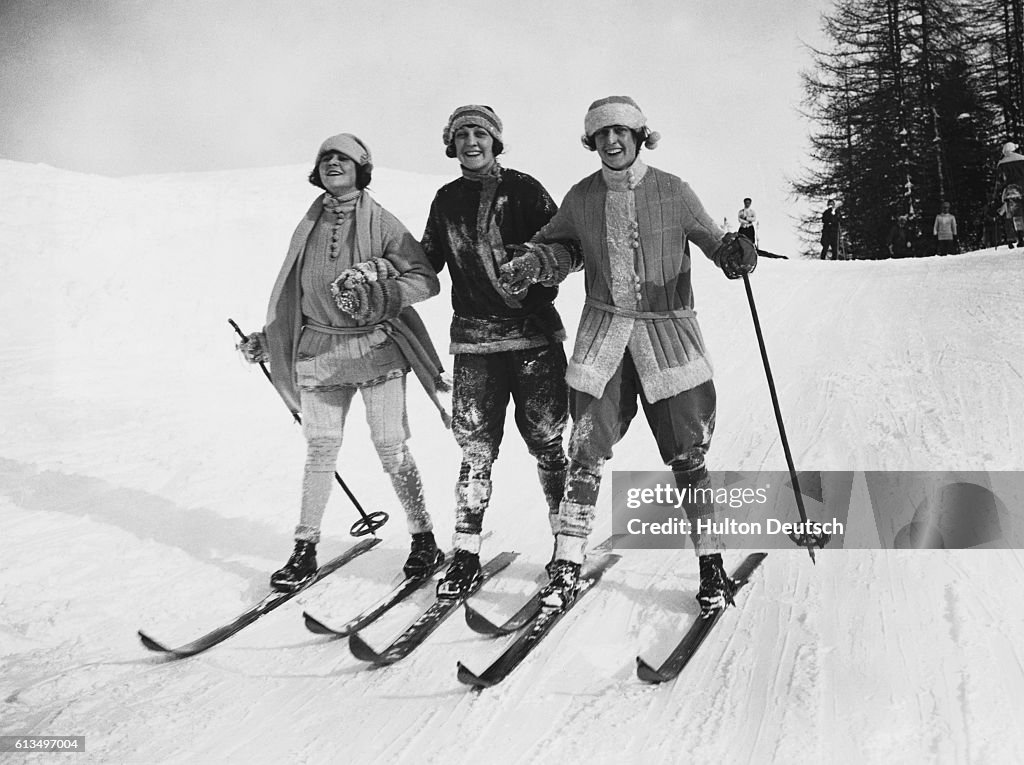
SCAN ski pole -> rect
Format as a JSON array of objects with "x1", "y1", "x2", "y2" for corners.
[
  {"x1": 740, "y1": 275, "x2": 829, "y2": 563},
  {"x1": 228, "y1": 318, "x2": 388, "y2": 538},
  {"x1": 755, "y1": 248, "x2": 789, "y2": 260}
]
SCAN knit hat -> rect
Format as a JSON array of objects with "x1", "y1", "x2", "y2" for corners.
[
  {"x1": 442, "y1": 105, "x2": 503, "y2": 157},
  {"x1": 1004, "y1": 142, "x2": 1019, "y2": 155},
  {"x1": 582, "y1": 96, "x2": 661, "y2": 150},
  {"x1": 316, "y1": 133, "x2": 373, "y2": 171}
]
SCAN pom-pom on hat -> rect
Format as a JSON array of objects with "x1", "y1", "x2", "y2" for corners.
[
  {"x1": 316, "y1": 133, "x2": 373, "y2": 171},
  {"x1": 581, "y1": 95, "x2": 661, "y2": 150},
  {"x1": 442, "y1": 105, "x2": 504, "y2": 157}
]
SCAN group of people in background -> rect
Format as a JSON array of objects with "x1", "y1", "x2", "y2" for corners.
[
  {"x1": 236, "y1": 98, "x2": 758, "y2": 616},
  {"x1": 887, "y1": 202, "x2": 959, "y2": 258},
  {"x1": 818, "y1": 140, "x2": 1024, "y2": 259},
  {"x1": 818, "y1": 200, "x2": 958, "y2": 260}
]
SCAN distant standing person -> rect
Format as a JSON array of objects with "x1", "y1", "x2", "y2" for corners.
[
  {"x1": 932, "y1": 202, "x2": 958, "y2": 256},
  {"x1": 887, "y1": 215, "x2": 914, "y2": 258},
  {"x1": 820, "y1": 200, "x2": 840, "y2": 260},
  {"x1": 993, "y1": 142, "x2": 1024, "y2": 248},
  {"x1": 738, "y1": 198, "x2": 757, "y2": 245}
]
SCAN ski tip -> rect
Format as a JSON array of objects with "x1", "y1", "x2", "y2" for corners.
[
  {"x1": 581, "y1": 552, "x2": 622, "y2": 579},
  {"x1": 137, "y1": 630, "x2": 171, "y2": 653},
  {"x1": 347, "y1": 631, "x2": 382, "y2": 663},
  {"x1": 463, "y1": 604, "x2": 505, "y2": 635},
  {"x1": 137, "y1": 631, "x2": 198, "y2": 659},
  {"x1": 635, "y1": 656, "x2": 669, "y2": 684},
  {"x1": 456, "y1": 661, "x2": 492, "y2": 689},
  {"x1": 303, "y1": 611, "x2": 340, "y2": 636}
]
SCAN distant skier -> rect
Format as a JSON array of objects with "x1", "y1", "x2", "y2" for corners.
[
  {"x1": 993, "y1": 141, "x2": 1024, "y2": 248},
  {"x1": 932, "y1": 202, "x2": 958, "y2": 256},
  {"x1": 420, "y1": 105, "x2": 573, "y2": 597},
  {"x1": 237, "y1": 133, "x2": 448, "y2": 592},
  {"x1": 499, "y1": 96, "x2": 757, "y2": 615},
  {"x1": 820, "y1": 200, "x2": 840, "y2": 260},
  {"x1": 738, "y1": 197, "x2": 758, "y2": 245}
]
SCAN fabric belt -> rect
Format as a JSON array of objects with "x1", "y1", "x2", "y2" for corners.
[
  {"x1": 304, "y1": 319, "x2": 375, "y2": 335},
  {"x1": 584, "y1": 296, "x2": 695, "y2": 320}
]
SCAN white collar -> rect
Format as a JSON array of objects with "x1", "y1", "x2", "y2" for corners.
[{"x1": 601, "y1": 158, "x2": 648, "y2": 191}]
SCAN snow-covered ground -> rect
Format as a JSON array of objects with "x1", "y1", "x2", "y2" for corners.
[{"x1": 2, "y1": 159, "x2": 1024, "y2": 764}]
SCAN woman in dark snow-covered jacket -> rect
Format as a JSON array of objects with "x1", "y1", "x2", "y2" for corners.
[
  {"x1": 238, "y1": 133, "x2": 449, "y2": 592},
  {"x1": 420, "y1": 105, "x2": 574, "y2": 597}
]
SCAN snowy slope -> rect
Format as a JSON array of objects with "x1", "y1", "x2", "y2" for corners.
[{"x1": 2, "y1": 159, "x2": 1024, "y2": 765}]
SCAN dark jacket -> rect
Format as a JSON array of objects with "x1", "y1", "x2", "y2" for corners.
[
  {"x1": 887, "y1": 223, "x2": 914, "y2": 257},
  {"x1": 421, "y1": 167, "x2": 566, "y2": 353},
  {"x1": 821, "y1": 208, "x2": 839, "y2": 245}
]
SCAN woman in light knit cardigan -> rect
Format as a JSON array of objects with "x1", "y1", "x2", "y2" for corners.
[{"x1": 238, "y1": 133, "x2": 449, "y2": 591}]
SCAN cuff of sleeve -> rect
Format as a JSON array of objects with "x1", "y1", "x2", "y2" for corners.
[
  {"x1": 379, "y1": 278, "x2": 402, "y2": 321},
  {"x1": 534, "y1": 243, "x2": 573, "y2": 286},
  {"x1": 372, "y1": 256, "x2": 399, "y2": 281}
]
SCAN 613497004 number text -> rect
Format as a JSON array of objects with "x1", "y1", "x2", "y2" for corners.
[{"x1": 0, "y1": 736, "x2": 85, "y2": 752}]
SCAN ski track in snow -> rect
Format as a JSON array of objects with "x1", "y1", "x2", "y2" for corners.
[{"x1": 2, "y1": 160, "x2": 1024, "y2": 763}]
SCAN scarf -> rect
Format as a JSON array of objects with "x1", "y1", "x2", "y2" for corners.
[{"x1": 461, "y1": 162, "x2": 521, "y2": 309}]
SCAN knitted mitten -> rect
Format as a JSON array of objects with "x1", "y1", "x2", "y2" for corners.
[{"x1": 331, "y1": 258, "x2": 399, "y2": 320}]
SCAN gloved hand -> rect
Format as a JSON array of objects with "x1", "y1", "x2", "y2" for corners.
[
  {"x1": 336, "y1": 283, "x2": 366, "y2": 316},
  {"x1": 332, "y1": 257, "x2": 398, "y2": 293},
  {"x1": 711, "y1": 232, "x2": 758, "y2": 279},
  {"x1": 332, "y1": 258, "x2": 399, "y2": 321},
  {"x1": 335, "y1": 279, "x2": 392, "y2": 324},
  {"x1": 237, "y1": 331, "x2": 269, "y2": 364},
  {"x1": 498, "y1": 244, "x2": 542, "y2": 294}
]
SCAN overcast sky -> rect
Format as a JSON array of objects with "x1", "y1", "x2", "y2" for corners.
[{"x1": 0, "y1": 0, "x2": 831, "y2": 254}]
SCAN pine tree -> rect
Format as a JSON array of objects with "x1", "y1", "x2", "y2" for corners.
[{"x1": 794, "y1": 0, "x2": 1000, "y2": 255}]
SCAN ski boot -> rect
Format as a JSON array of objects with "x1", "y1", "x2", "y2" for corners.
[
  {"x1": 539, "y1": 559, "x2": 582, "y2": 610},
  {"x1": 697, "y1": 553, "x2": 736, "y2": 618},
  {"x1": 270, "y1": 540, "x2": 318, "y2": 593},
  {"x1": 436, "y1": 549, "x2": 481, "y2": 598},
  {"x1": 403, "y1": 531, "x2": 445, "y2": 579}
]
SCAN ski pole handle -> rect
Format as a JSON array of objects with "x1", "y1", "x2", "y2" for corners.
[{"x1": 228, "y1": 316, "x2": 248, "y2": 341}]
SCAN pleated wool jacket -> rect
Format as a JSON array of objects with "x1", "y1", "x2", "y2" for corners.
[{"x1": 534, "y1": 162, "x2": 726, "y2": 403}]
